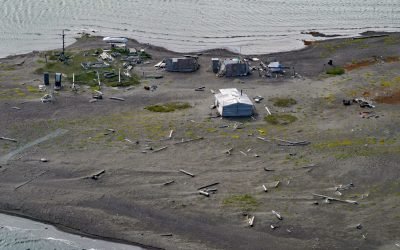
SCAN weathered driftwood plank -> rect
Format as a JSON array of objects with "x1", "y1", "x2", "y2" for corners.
[
  {"x1": 174, "y1": 137, "x2": 203, "y2": 145},
  {"x1": 179, "y1": 169, "x2": 195, "y2": 177},
  {"x1": 0, "y1": 137, "x2": 17, "y2": 143},
  {"x1": 15, "y1": 171, "x2": 48, "y2": 190},
  {"x1": 197, "y1": 182, "x2": 219, "y2": 190}
]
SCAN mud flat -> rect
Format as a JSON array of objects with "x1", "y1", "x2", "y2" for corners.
[{"x1": 0, "y1": 33, "x2": 399, "y2": 249}]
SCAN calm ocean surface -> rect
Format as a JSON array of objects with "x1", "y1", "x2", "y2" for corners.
[
  {"x1": 0, "y1": 0, "x2": 399, "y2": 58},
  {"x1": 0, "y1": 213, "x2": 143, "y2": 250}
]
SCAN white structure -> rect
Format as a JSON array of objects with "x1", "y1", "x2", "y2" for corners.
[
  {"x1": 214, "y1": 88, "x2": 254, "y2": 117},
  {"x1": 268, "y1": 62, "x2": 284, "y2": 73},
  {"x1": 103, "y1": 37, "x2": 128, "y2": 44}
]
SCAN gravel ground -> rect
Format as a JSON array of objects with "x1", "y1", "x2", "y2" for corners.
[{"x1": 0, "y1": 33, "x2": 399, "y2": 250}]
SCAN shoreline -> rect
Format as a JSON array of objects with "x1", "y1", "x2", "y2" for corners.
[
  {"x1": 1, "y1": 30, "x2": 395, "y2": 61},
  {"x1": 0, "y1": 209, "x2": 157, "y2": 250}
]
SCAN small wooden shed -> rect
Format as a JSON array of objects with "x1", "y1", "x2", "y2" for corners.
[
  {"x1": 217, "y1": 58, "x2": 250, "y2": 77},
  {"x1": 165, "y1": 57, "x2": 199, "y2": 72}
]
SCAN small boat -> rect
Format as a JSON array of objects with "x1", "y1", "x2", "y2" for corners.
[{"x1": 103, "y1": 37, "x2": 128, "y2": 44}]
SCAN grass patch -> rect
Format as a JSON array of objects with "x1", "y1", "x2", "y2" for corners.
[
  {"x1": 26, "y1": 85, "x2": 39, "y2": 93},
  {"x1": 139, "y1": 50, "x2": 152, "y2": 60},
  {"x1": 326, "y1": 67, "x2": 345, "y2": 75},
  {"x1": 0, "y1": 64, "x2": 16, "y2": 71},
  {"x1": 344, "y1": 59, "x2": 375, "y2": 71},
  {"x1": 145, "y1": 102, "x2": 191, "y2": 112},
  {"x1": 271, "y1": 97, "x2": 297, "y2": 107},
  {"x1": 264, "y1": 114, "x2": 297, "y2": 125},
  {"x1": 383, "y1": 36, "x2": 399, "y2": 45},
  {"x1": 223, "y1": 194, "x2": 259, "y2": 211}
]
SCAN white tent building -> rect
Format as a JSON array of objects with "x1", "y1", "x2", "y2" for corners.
[{"x1": 214, "y1": 88, "x2": 254, "y2": 117}]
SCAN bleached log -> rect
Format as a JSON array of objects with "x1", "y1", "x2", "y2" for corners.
[
  {"x1": 199, "y1": 190, "x2": 210, "y2": 197},
  {"x1": 272, "y1": 210, "x2": 283, "y2": 220},
  {"x1": 179, "y1": 169, "x2": 195, "y2": 177},
  {"x1": 0, "y1": 137, "x2": 17, "y2": 142},
  {"x1": 109, "y1": 97, "x2": 125, "y2": 101}
]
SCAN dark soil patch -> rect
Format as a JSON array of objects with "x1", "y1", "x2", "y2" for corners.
[{"x1": 374, "y1": 90, "x2": 400, "y2": 104}]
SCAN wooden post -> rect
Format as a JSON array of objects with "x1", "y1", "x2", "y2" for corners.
[{"x1": 97, "y1": 71, "x2": 101, "y2": 90}]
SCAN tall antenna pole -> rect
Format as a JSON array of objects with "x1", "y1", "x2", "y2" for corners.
[{"x1": 62, "y1": 29, "x2": 65, "y2": 56}]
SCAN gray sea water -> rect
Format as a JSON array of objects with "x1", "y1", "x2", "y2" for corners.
[
  {"x1": 0, "y1": 213, "x2": 143, "y2": 250},
  {"x1": 0, "y1": 0, "x2": 399, "y2": 58}
]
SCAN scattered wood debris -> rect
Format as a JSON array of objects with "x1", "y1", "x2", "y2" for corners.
[
  {"x1": 85, "y1": 170, "x2": 106, "y2": 180},
  {"x1": 195, "y1": 86, "x2": 205, "y2": 91},
  {"x1": 15, "y1": 170, "x2": 48, "y2": 190},
  {"x1": 199, "y1": 190, "x2": 210, "y2": 197},
  {"x1": 179, "y1": 169, "x2": 195, "y2": 177},
  {"x1": 354, "y1": 98, "x2": 375, "y2": 108},
  {"x1": 265, "y1": 106, "x2": 272, "y2": 115},
  {"x1": 248, "y1": 216, "x2": 255, "y2": 227},
  {"x1": 263, "y1": 167, "x2": 275, "y2": 172},
  {"x1": 160, "y1": 234, "x2": 173, "y2": 237},
  {"x1": 257, "y1": 137, "x2": 270, "y2": 142},
  {"x1": 254, "y1": 96, "x2": 264, "y2": 103},
  {"x1": 197, "y1": 182, "x2": 219, "y2": 190},
  {"x1": 153, "y1": 146, "x2": 168, "y2": 153},
  {"x1": 272, "y1": 210, "x2": 283, "y2": 220},
  {"x1": 270, "y1": 224, "x2": 279, "y2": 230},
  {"x1": 262, "y1": 184, "x2": 268, "y2": 192},
  {"x1": 109, "y1": 97, "x2": 125, "y2": 101},
  {"x1": 225, "y1": 147, "x2": 233, "y2": 155},
  {"x1": 232, "y1": 123, "x2": 244, "y2": 130},
  {"x1": 312, "y1": 193, "x2": 358, "y2": 204},
  {"x1": 239, "y1": 150, "x2": 248, "y2": 156},
  {"x1": 335, "y1": 182, "x2": 354, "y2": 191},
  {"x1": 124, "y1": 138, "x2": 136, "y2": 144},
  {"x1": 359, "y1": 111, "x2": 378, "y2": 119},
  {"x1": 205, "y1": 188, "x2": 218, "y2": 193},
  {"x1": 0, "y1": 137, "x2": 17, "y2": 143},
  {"x1": 302, "y1": 164, "x2": 317, "y2": 172},
  {"x1": 275, "y1": 138, "x2": 310, "y2": 146},
  {"x1": 174, "y1": 137, "x2": 204, "y2": 145},
  {"x1": 273, "y1": 181, "x2": 280, "y2": 188},
  {"x1": 162, "y1": 180, "x2": 175, "y2": 186},
  {"x1": 168, "y1": 130, "x2": 174, "y2": 139}
]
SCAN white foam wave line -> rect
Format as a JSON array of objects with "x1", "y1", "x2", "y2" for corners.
[{"x1": 45, "y1": 237, "x2": 79, "y2": 247}]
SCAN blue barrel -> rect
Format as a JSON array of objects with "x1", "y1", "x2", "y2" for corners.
[
  {"x1": 55, "y1": 73, "x2": 62, "y2": 89},
  {"x1": 43, "y1": 72, "x2": 49, "y2": 86}
]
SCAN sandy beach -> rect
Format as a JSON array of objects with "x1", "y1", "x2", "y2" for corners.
[{"x1": 0, "y1": 32, "x2": 399, "y2": 249}]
